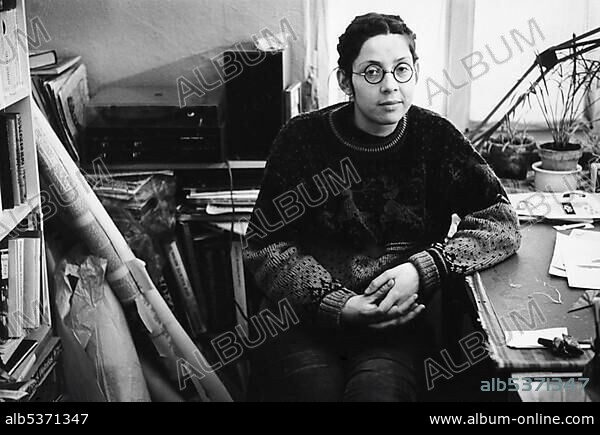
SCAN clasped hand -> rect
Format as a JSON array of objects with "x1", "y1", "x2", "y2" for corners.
[{"x1": 341, "y1": 263, "x2": 424, "y2": 330}]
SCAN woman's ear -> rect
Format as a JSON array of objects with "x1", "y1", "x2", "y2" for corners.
[
  {"x1": 336, "y1": 69, "x2": 354, "y2": 97},
  {"x1": 414, "y1": 60, "x2": 420, "y2": 83}
]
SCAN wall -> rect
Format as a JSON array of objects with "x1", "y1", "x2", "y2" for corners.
[{"x1": 26, "y1": 0, "x2": 307, "y2": 95}]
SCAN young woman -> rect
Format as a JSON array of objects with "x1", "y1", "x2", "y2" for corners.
[{"x1": 243, "y1": 12, "x2": 521, "y2": 402}]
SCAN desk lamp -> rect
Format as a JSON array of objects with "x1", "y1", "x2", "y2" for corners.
[{"x1": 470, "y1": 26, "x2": 600, "y2": 148}]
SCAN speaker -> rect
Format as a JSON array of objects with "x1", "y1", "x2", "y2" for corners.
[{"x1": 224, "y1": 49, "x2": 287, "y2": 160}]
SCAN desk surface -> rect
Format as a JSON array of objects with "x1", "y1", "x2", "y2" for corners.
[{"x1": 469, "y1": 223, "x2": 596, "y2": 373}]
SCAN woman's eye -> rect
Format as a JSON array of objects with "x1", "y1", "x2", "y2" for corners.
[{"x1": 365, "y1": 67, "x2": 381, "y2": 77}]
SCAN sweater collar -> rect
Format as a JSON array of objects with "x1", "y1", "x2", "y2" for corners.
[{"x1": 328, "y1": 102, "x2": 408, "y2": 154}]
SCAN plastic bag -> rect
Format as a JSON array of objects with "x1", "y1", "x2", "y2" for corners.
[{"x1": 54, "y1": 253, "x2": 151, "y2": 402}]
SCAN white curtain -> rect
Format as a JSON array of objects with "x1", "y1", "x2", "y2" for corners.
[{"x1": 304, "y1": 0, "x2": 330, "y2": 109}]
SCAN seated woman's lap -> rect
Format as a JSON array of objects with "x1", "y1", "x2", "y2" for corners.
[{"x1": 250, "y1": 323, "x2": 427, "y2": 402}]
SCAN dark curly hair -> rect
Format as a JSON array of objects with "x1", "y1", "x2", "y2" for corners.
[{"x1": 337, "y1": 13, "x2": 418, "y2": 80}]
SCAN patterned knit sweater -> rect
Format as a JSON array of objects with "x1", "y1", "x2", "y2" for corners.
[{"x1": 243, "y1": 102, "x2": 521, "y2": 330}]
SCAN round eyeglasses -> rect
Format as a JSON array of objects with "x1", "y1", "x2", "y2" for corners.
[{"x1": 353, "y1": 63, "x2": 414, "y2": 85}]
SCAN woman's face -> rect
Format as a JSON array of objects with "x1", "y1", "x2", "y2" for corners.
[{"x1": 342, "y1": 33, "x2": 418, "y2": 137}]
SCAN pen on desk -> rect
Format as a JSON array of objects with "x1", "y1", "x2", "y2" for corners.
[
  {"x1": 553, "y1": 222, "x2": 593, "y2": 231},
  {"x1": 575, "y1": 264, "x2": 600, "y2": 269}
]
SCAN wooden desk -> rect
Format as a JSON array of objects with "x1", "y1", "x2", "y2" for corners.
[{"x1": 467, "y1": 223, "x2": 598, "y2": 401}]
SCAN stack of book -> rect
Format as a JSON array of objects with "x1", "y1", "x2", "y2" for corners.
[
  {"x1": 0, "y1": 230, "x2": 44, "y2": 342},
  {"x1": 179, "y1": 188, "x2": 258, "y2": 222},
  {"x1": 0, "y1": 113, "x2": 27, "y2": 210},
  {"x1": 171, "y1": 224, "x2": 238, "y2": 336},
  {"x1": 30, "y1": 53, "x2": 87, "y2": 163},
  {"x1": 168, "y1": 185, "x2": 257, "y2": 338},
  {"x1": 0, "y1": 325, "x2": 63, "y2": 401},
  {"x1": 89, "y1": 170, "x2": 175, "y2": 223}
]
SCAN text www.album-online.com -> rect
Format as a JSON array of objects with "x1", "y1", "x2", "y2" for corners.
[{"x1": 429, "y1": 414, "x2": 595, "y2": 425}]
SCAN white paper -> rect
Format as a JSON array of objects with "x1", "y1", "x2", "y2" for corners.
[
  {"x1": 563, "y1": 230, "x2": 600, "y2": 290},
  {"x1": 212, "y1": 221, "x2": 248, "y2": 236},
  {"x1": 505, "y1": 327, "x2": 568, "y2": 349},
  {"x1": 549, "y1": 232, "x2": 568, "y2": 278},
  {"x1": 205, "y1": 204, "x2": 254, "y2": 215},
  {"x1": 553, "y1": 222, "x2": 594, "y2": 231},
  {"x1": 509, "y1": 192, "x2": 600, "y2": 222}
]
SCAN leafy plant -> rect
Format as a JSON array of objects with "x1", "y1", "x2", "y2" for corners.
[
  {"x1": 486, "y1": 99, "x2": 534, "y2": 152},
  {"x1": 529, "y1": 45, "x2": 600, "y2": 150}
]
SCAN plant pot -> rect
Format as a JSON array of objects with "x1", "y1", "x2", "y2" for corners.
[
  {"x1": 485, "y1": 137, "x2": 537, "y2": 180},
  {"x1": 532, "y1": 161, "x2": 582, "y2": 192},
  {"x1": 538, "y1": 143, "x2": 583, "y2": 171}
]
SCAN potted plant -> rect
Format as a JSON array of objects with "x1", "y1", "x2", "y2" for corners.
[
  {"x1": 529, "y1": 51, "x2": 600, "y2": 192},
  {"x1": 583, "y1": 129, "x2": 600, "y2": 192},
  {"x1": 484, "y1": 111, "x2": 537, "y2": 180}
]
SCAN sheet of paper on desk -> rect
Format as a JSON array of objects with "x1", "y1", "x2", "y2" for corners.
[
  {"x1": 505, "y1": 327, "x2": 567, "y2": 349},
  {"x1": 509, "y1": 192, "x2": 600, "y2": 222},
  {"x1": 549, "y1": 232, "x2": 568, "y2": 278},
  {"x1": 563, "y1": 229, "x2": 600, "y2": 290}
]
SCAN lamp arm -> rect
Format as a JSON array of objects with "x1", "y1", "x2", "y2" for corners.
[{"x1": 470, "y1": 28, "x2": 600, "y2": 147}]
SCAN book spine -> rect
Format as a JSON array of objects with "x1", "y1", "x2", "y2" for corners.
[
  {"x1": 0, "y1": 117, "x2": 11, "y2": 210},
  {"x1": 21, "y1": 234, "x2": 40, "y2": 329},
  {"x1": 0, "y1": 240, "x2": 8, "y2": 342},
  {"x1": 229, "y1": 241, "x2": 248, "y2": 335},
  {"x1": 4, "y1": 114, "x2": 21, "y2": 206},
  {"x1": 0, "y1": 115, "x2": 17, "y2": 209},
  {"x1": 196, "y1": 239, "x2": 218, "y2": 332},
  {"x1": 177, "y1": 222, "x2": 209, "y2": 326},
  {"x1": 155, "y1": 273, "x2": 176, "y2": 315},
  {"x1": 165, "y1": 239, "x2": 207, "y2": 337},
  {"x1": 7, "y1": 238, "x2": 23, "y2": 338},
  {"x1": 14, "y1": 114, "x2": 26, "y2": 203},
  {"x1": 39, "y1": 241, "x2": 51, "y2": 327},
  {"x1": 215, "y1": 243, "x2": 235, "y2": 331},
  {"x1": 23, "y1": 339, "x2": 62, "y2": 396},
  {"x1": 12, "y1": 352, "x2": 35, "y2": 381}
]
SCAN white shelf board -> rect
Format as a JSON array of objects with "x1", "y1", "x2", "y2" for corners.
[{"x1": 0, "y1": 202, "x2": 36, "y2": 240}]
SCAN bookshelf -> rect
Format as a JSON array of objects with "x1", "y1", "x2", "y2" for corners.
[{"x1": 1, "y1": 0, "x2": 57, "y2": 400}]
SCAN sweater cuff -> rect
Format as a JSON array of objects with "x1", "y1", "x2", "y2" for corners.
[
  {"x1": 409, "y1": 250, "x2": 441, "y2": 301},
  {"x1": 318, "y1": 288, "x2": 356, "y2": 330}
]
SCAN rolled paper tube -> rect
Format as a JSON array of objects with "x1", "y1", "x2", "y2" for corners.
[{"x1": 32, "y1": 104, "x2": 232, "y2": 402}]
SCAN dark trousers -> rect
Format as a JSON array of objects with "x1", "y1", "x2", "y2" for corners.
[{"x1": 250, "y1": 321, "x2": 432, "y2": 402}]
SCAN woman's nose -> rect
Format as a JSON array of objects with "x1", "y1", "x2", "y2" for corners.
[{"x1": 380, "y1": 72, "x2": 399, "y2": 93}]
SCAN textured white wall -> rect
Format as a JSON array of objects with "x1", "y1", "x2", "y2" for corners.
[{"x1": 26, "y1": 0, "x2": 307, "y2": 94}]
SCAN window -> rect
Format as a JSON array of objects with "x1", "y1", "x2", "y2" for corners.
[
  {"x1": 323, "y1": 0, "x2": 600, "y2": 130},
  {"x1": 469, "y1": 0, "x2": 600, "y2": 126}
]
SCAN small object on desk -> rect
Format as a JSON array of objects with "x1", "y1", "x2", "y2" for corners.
[
  {"x1": 553, "y1": 222, "x2": 594, "y2": 231},
  {"x1": 537, "y1": 334, "x2": 585, "y2": 357},
  {"x1": 506, "y1": 327, "x2": 567, "y2": 349}
]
